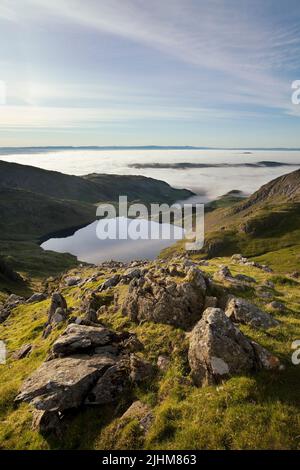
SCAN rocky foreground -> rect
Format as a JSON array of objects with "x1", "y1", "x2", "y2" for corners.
[{"x1": 0, "y1": 253, "x2": 290, "y2": 440}]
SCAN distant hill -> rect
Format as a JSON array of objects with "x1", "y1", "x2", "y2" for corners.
[{"x1": 0, "y1": 160, "x2": 193, "y2": 204}]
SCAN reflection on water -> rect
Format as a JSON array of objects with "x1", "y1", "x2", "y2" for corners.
[{"x1": 41, "y1": 217, "x2": 185, "y2": 264}]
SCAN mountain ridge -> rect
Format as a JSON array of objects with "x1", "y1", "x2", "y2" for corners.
[{"x1": 0, "y1": 160, "x2": 193, "y2": 204}]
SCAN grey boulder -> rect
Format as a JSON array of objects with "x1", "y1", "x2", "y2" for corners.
[
  {"x1": 65, "y1": 276, "x2": 81, "y2": 287},
  {"x1": 98, "y1": 274, "x2": 120, "y2": 291},
  {"x1": 26, "y1": 293, "x2": 47, "y2": 304},
  {"x1": 85, "y1": 360, "x2": 130, "y2": 405},
  {"x1": 12, "y1": 344, "x2": 32, "y2": 360},
  {"x1": 188, "y1": 308, "x2": 280, "y2": 387},
  {"x1": 15, "y1": 354, "x2": 116, "y2": 411},
  {"x1": 225, "y1": 297, "x2": 279, "y2": 329},
  {"x1": 122, "y1": 267, "x2": 207, "y2": 330},
  {"x1": 48, "y1": 292, "x2": 67, "y2": 323},
  {"x1": 52, "y1": 323, "x2": 117, "y2": 356}
]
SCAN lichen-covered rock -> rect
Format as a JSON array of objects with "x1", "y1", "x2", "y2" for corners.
[
  {"x1": 213, "y1": 266, "x2": 234, "y2": 282},
  {"x1": 204, "y1": 296, "x2": 218, "y2": 309},
  {"x1": 129, "y1": 355, "x2": 155, "y2": 383},
  {"x1": 255, "y1": 287, "x2": 273, "y2": 300},
  {"x1": 266, "y1": 301, "x2": 285, "y2": 312},
  {"x1": 157, "y1": 355, "x2": 170, "y2": 372},
  {"x1": 48, "y1": 292, "x2": 67, "y2": 323},
  {"x1": 121, "y1": 401, "x2": 153, "y2": 432},
  {"x1": 31, "y1": 410, "x2": 62, "y2": 436},
  {"x1": 98, "y1": 274, "x2": 120, "y2": 291},
  {"x1": 251, "y1": 341, "x2": 281, "y2": 370},
  {"x1": 7, "y1": 294, "x2": 24, "y2": 306},
  {"x1": 84, "y1": 355, "x2": 154, "y2": 405},
  {"x1": 122, "y1": 267, "x2": 207, "y2": 329},
  {"x1": 15, "y1": 354, "x2": 116, "y2": 411},
  {"x1": 26, "y1": 293, "x2": 47, "y2": 304},
  {"x1": 188, "y1": 308, "x2": 279, "y2": 387},
  {"x1": 235, "y1": 274, "x2": 257, "y2": 284},
  {"x1": 122, "y1": 268, "x2": 142, "y2": 283},
  {"x1": 51, "y1": 307, "x2": 67, "y2": 324},
  {"x1": 84, "y1": 360, "x2": 130, "y2": 405},
  {"x1": 225, "y1": 297, "x2": 279, "y2": 329},
  {"x1": 0, "y1": 307, "x2": 11, "y2": 324},
  {"x1": 12, "y1": 343, "x2": 32, "y2": 360},
  {"x1": 42, "y1": 324, "x2": 52, "y2": 339},
  {"x1": 65, "y1": 276, "x2": 81, "y2": 287},
  {"x1": 0, "y1": 294, "x2": 25, "y2": 323},
  {"x1": 52, "y1": 324, "x2": 117, "y2": 356}
]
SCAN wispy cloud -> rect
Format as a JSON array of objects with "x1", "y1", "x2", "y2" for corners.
[
  {"x1": 1, "y1": 102, "x2": 269, "y2": 131},
  {"x1": 1, "y1": 0, "x2": 300, "y2": 144},
  {"x1": 15, "y1": 0, "x2": 300, "y2": 115}
]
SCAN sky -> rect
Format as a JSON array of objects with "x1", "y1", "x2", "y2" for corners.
[{"x1": 0, "y1": 0, "x2": 300, "y2": 147}]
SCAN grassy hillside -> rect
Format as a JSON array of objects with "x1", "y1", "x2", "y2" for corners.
[
  {"x1": 201, "y1": 169, "x2": 300, "y2": 259},
  {"x1": 0, "y1": 188, "x2": 95, "y2": 242},
  {"x1": 0, "y1": 255, "x2": 299, "y2": 450}
]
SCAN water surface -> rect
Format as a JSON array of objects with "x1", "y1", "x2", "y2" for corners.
[{"x1": 41, "y1": 217, "x2": 185, "y2": 264}]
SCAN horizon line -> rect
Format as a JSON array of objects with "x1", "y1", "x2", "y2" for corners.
[{"x1": 1, "y1": 145, "x2": 300, "y2": 155}]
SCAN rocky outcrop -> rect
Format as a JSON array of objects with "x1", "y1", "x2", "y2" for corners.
[
  {"x1": 15, "y1": 322, "x2": 154, "y2": 434},
  {"x1": 214, "y1": 266, "x2": 234, "y2": 282},
  {"x1": 225, "y1": 297, "x2": 279, "y2": 329},
  {"x1": 26, "y1": 293, "x2": 47, "y2": 304},
  {"x1": 122, "y1": 266, "x2": 207, "y2": 329},
  {"x1": 12, "y1": 343, "x2": 32, "y2": 360},
  {"x1": 266, "y1": 301, "x2": 285, "y2": 312},
  {"x1": 15, "y1": 354, "x2": 116, "y2": 411},
  {"x1": 48, "y1": 292, "x2": 68, "y2": 324},
  {"x1": 214, "y1": 265, "x2": 256, "y2": 286},
  {"x1": 157, "y1": 355, "x2": 170, "y2": 372},
  {"x1": 98, "y1": 274, "x2": 120, "y2": 291},
  {"x1": 235, "y1": 274, "x2": 256, "y2": 284},
  {"x1": 188, "y1": 308, "x2": 280, "y2": 386},
  {"x1": 129, "y1": 355, "x2": 155, "y2": 383},
  {"x1": 85, "y1": 360, "x2": 130, "y2": 405},
  {"x1": 231, "y1": 254, "x2": 273, "y2": 273},
  {"x1": 65, "y1": 276, "x2": 81, "y2": 287},
  {"x1": 31, "y1": 410, "x2": 62, "y2": 436},
  {"x1": 0, "y1": 294, "x2": 25, "y2": 324},
  {"x1": 51, "y1": 324, "x2": 118, "y2": 357},
  {"x1": 121, "y1": 268, "x2": 142, "y2": 283}
]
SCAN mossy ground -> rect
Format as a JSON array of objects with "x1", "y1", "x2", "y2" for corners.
[{"x1": 0, "y1": 253, "x2": 299, "y2": 450}]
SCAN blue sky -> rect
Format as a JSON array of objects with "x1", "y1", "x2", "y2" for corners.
[{"x1": 0, "y1": 0, "x2": 300, "y2": 147}]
